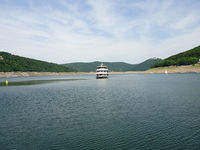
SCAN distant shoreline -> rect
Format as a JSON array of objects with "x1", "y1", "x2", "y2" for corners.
[
  {"x1": 0, "y1": 72, "x2": 94, "y2": 78},
  {"x1": 105, "y1": 64, "x2": 200, "y2": 74},
  {"x1": 0, "y1": 64, "x2": 200, "y2": 78}
]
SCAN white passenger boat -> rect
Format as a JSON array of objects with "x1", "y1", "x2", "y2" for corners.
[{"x1": 96, "y1": 63, "x2": 109, "y2": 79}]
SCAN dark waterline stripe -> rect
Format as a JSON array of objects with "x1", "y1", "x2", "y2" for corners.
[{"x1": 0, "y1": 79, "x2": 84, "y2": 86}]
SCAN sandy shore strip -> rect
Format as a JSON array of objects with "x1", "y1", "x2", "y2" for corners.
[
  {"x1": 1, "y1": 64, "x2": 200, "y2": 78},
  {"x1": 145, "y1": 64, "x2": 200, "y2": 74},
  {"x1": 0, "y1": 72, "x2": 95, "y2": 78}
]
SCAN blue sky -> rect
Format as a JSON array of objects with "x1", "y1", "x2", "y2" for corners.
[{"x1": 0, "y1": 0, "x2": 200, "y2": 63}]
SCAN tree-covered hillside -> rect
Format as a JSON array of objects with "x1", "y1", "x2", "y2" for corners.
[
  {"x1": 131, "y1": 58, "x2": 162, "y2": 71},
  {"x1": 63, "y1": 58, "x2": 162, "y2": 72},
  {"x1": 152, "y1": 45, "x2": 200, "y2": 68},
  {"x1": 63, "y1": 62, "x2": 133, "y2": 72},
  {"x1": 0, "y1": 52, "x2": 75, "y2": 72}
]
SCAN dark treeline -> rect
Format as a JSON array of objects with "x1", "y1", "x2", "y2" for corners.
[
  {"x1": 152, "y1": 46, "x2": 200, "y2": 68},
  {"x1": 0, "y1": 52, "x2": 75, "y2": 72}
]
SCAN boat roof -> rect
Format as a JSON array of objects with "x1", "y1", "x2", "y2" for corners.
[
  {"x1": 97, "y1": 63, "x2": 107, "y2": 67},
  {"x1": 97, "y1": 63, "x2": 107, "y2": 68}
]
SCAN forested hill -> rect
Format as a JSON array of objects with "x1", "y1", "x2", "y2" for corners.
[
  {"x1": 152, "y1": 45, "x2": 200, "y2": 68},
  {"x1": 0, "y1": 52, "x2": 75, "y2": 72},
  {"x1": 63, "y1": 58, "x2": 162, "y2": 72},
  {"x1": 63, "y1": 62, "x2": 133, "y2": 72}
]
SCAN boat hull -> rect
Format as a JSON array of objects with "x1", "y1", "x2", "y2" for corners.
[{"x1": 96, "y1": 74, "x2": 109, "y2": 79}]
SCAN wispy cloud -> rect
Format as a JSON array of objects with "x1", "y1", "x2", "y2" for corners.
[{"x1": 0, "y1": 0, "x2": 200, "y2": 63}]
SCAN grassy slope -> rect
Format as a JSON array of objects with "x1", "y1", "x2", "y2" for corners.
[{"x1": 0, "y1": 52, "x2": 75, "y2": 72}]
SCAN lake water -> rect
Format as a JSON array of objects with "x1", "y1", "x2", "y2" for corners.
[{"x1": 0, "y1": 74, "x2": 200, "y2": 150}]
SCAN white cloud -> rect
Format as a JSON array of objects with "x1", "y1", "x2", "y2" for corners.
[
  {"x1": 170, "y1": 14, "x2": 200, "y2": 30},
  {"x1": 0, "y1": 0, "x2": 200, "y2": 64}
]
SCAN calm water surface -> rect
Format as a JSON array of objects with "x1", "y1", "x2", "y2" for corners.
[{"x1": 0, "y1": 74, "x2": 200, "y2": 149}]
